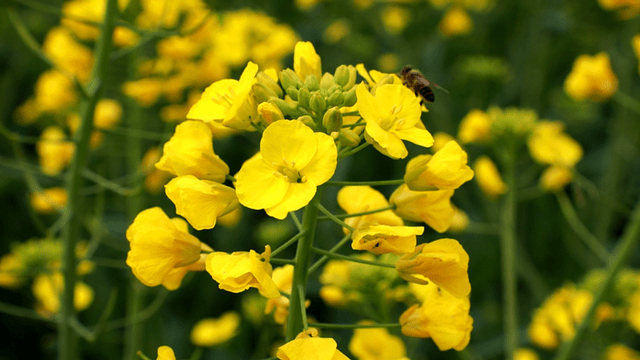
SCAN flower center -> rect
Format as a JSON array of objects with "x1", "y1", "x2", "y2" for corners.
[
  {"x1": 209, "y1": 85, "x2": 235, "y2": 109},
  {"x1": 379, "y1": 105, "x2": 404, "y2": 131},
  {"x1": 273, "y1": 159, "x2": 307, "y2": 183}
]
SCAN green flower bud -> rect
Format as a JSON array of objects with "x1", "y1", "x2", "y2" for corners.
[
  {"x1": 323, "y1": 107, "x2": 343, "y2": 133},
  {"x1": 304, "y1": 74, "x2": 320, "y2": 91},
  {"x1": 334, "y1": 65, "x2": 350, "y2": 87},
  {"x1": 279, "y1": 69, "x2": 303, "y2": 91},
  {"x1": 328, "y1": 91, "x2": 344, "y2": 107},
  {"x1": 286, "y1": 86, "x2": 299, "y2": 101},
  {"x1": 338, "y1": 129, "x2": 361, "y2": 147},
  {"x1": 343, "y1": 87, "x2": 357, "y2": 107},
  {"x1": 298, "y1": 87, "x2": 311, "y2": 108},
  {"x1": 298, "y1": 115, "x2": 316, "y2": 130},
  {"x1": 256, "y1": 72, "x2": 283, "y2": 98},
  {"x1": 320, "y1": 73, "x2": 335, "y2": 90},
  {"x1": 344, "y1": 65, "x2": 357, "y2": 90},
  {"x1": 269, "y1": 98, "x2": 297, "y2": 117},
  {"x1": 253, "y1": 83, "x2": 278, "y2": 104},
  {"x1": 309, "y1": 92, "x2": 327, "y2": 114}
]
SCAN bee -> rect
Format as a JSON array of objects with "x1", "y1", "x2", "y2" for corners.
[{"x1": 398, "y1": 66, "x2": 447, "y2": 105}]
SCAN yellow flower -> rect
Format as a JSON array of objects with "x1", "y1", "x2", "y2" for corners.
[
  {"x1": 277, "y1": 328, "x2": 350, "y2": 360},
  {"x1": 633, "y1": 34, "x2": 640, "y2": 74},
  {"x1": 564, "y1": 52, "x2": 618, "y2": 101},
  {"x1": 627, "y1": 290, "x2": 640, "y2": 333},
  {"x1": 604, "y1": 344, "x2": 640, "y2": 360},
  {"x1": 337, "y1": 186, "x2": 404, "y2": 233},
  {"x1": 399, "y1": 282, "x2": 473, "y2": 351},
  {"x1": 448, "y1": 205, "x2": 470, "y2": 232},
  {"x1": 156, "y1": 346, "x2": 176, "y2": 360},
  {"x1": 235, "y1": 120, "x2": 337, "y2": 220},
  {"x1": 395, "y1": 239, "x2": 470, "y2": 298},
  {"x1": 37, "y1": 126, "x2": 75, "y2": 176},
  {"x1": 323, "y1": 20, "x2": 350, "y2": 44},
  {"x1": 351, "y1": 225, "x2": 422, "y2": 255},
  {"x1": 165, "y1": 175, "x2": 239, "y2": 230},
  {"x1": 294, "y1": 41, "x2": 322, "y2": 82},
  {"x1": 473, "y1": 156, "x2": 507, "y2": 198},
  {"x1": 458, "y1": 109, "x2": 492, "y2": 144},
  {"x1": 156, "y1": 120, "x2": 229, "y2": 182},
  {"x1": 356, "y1": 83, "x2": 434, "y2": 159},
  {"x1": 404, "y1": 140, "x2": 474, "y2": 191},
  {"x1": 265, "y1": 265, "x2": 294, "y2": 324},
  {"x1": 598, "y1": 0, "x2": 640, "y2": 18},
  {"x1": 205, "y1": 245, "x2": 280, "y2": 298},
  {"x1": 188, "y1": 62, "x2": 259, "y2": 130},
  {"x1": 122, "y1": 78, "x2": 164, "y2": 107},
  {"x1": 439, "y1": 7, "x2": 473, "y2": 37},
  {"x1": 528, "y1": 121, "x2": 583, "y2": 168},
  {"x1": 190, "y1": 311, "x2": 241, "y2": 347},
  {"x1": 34, "y1": 70, "x2": 78, "y2": 112},
  {"x1": 42, "y1": 27, "x2": 94, "y2": 82},
  {"x1": 389, "y1": 184, "x2": 455, "y2": 233},
  {"x1": 30, "y1": 188, "x2": 67, "y2": 214},
  {"x1": 381, "y1": 6, "x2": 411, "y2": 34},
  {"x1": 349, "y1": 321, "x2": 407, "y2": 360},
  {"x1": 539, "y1": 166, "x2": 573, "y2": 192},
  {"x1": 32, "y1": 273, "x2": 93, "y2": 316},
  {"x1": 431, "y1": 132, "x2": 455, "y2": 152},
  {"x1": 93, "y1": 99, "x2": 123, "y2": 129},
  {"x1": 125, "y1": 207, "x2": 211, "y2": 290},
  {"x1": 217, "y1": 207, "x2": 243, "y2": 228},
  {"x1": 514, "y1": 348, "x2": 539, "y2": 360},
  {"x1": 112, "y1": 26, "x2": 140, "y2": 48},
  {"x1": 0, "y1": 254, "x2": 22, "y2": 288}
]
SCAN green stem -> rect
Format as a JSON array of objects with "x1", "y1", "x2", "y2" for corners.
[
  {"x1": 308, "y1": 233, "x2": 352, "y2": 274},
  {"x1": 499, "y1": 152, "x2": 518, "y2": 360},
  {"x1": 286, "y1": 189, "x2": 323, "y2": 341},
  {"x1": 315, "y1": 203, "x2": 355, "y2": 232},
  {"x1": 271, "y1": 230, "x2": 306, "y2": 257},
  {"x1": 307, "y1": 322, "x2": 401, "y2": 329},
  {"x1": 556, "y1": 192, "x2": 610, "y2": 264},
  {"x1": 337, "y1": 142, "x2": 370, "y2": 159},
  {"x1": 553, "y1": 198, "x2": 640, "y2": 360},
  {"x1": 324, "y1": 179, "x2": 405, "y2": 187},
  {"x1": 612, "y1": 91, "x2": 640, "y2": 115},
  {"x1": 318, "y1": 205, "x2": 396, "y2": 221},
  {"x1": 310, "y1": 247, "x2": 395, "y2": 269},
  {"x1": 58, "y1": 1, "x2": 117, "y2": 359}
]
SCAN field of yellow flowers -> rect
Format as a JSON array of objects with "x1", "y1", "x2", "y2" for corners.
[{"x1": 1, "y1": 0, "x2": 639, "y2": 360}]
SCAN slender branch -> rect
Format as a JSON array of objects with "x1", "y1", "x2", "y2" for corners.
[
  {"x1": 0, "y1": 300, "x2": 56, "y2": 322},
  {"x1": 270, "y1": 258, "x2": 297, "y2": 265},
  {"x1": 271, "y1": 230, "x2": 307, "y2": 258},
  {"x1": 289, "y1": 211, "x2": 303, "y2": 232},
  {"x1": 612, "y1": 91, "x2": 640, "y2": 115},
  {"x1": 307, "y1": 322, "x2": 401, "y2": 329},
  {"x1": 308, "y1": 233, "x2": 352, "y2": 274},
  {"x1": 338, "y1": 142, "x2": 370, "y2": 159},
  {"x1": 315, "y1": 203, "x2": 355, "y2": 232},
  {"x1": 324, "y1": 179, "x2": 405, "y2": 187},
  {"x1": 310, "y1": 247, "x2": 395, "y2": 269},
  {"x1": 318, "y1": 205, "x2": 396, "y2": 221}
]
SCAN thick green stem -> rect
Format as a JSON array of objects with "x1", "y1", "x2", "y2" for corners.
[
  {"x1": 58, "y1": 1, "x2": 116, "y2": 360},
  {"x1": 553, "y1": 198, "x2": 640, "y2": 360},
  {"x1": 499, "y1": 152, "x2": 518, "y2": 360},
  {"x1": 285, "y1": 189, "x2": 323, "y2": 341}
]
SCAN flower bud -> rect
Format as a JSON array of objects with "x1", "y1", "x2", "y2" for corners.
[
  {"x1": 327, "y1": 91, "x2": 344, "y2": 107},
  {"x1": 256, "y1": 72, "x2": 283, "y2": 98},
  {"x1": 304, "y1": 74, "x2": 320, "y2": 91},
  {"x1": 344, "y1": 65, "x2": 357, "y2": 90},
  {"x1": 309, "y1": 92, "x2": 327, "y2": 113},
  {"x1": 320, "y1": 73, "x2": 335, "y2": 90},
  {"x1": 298, "y1": 115, "x2": 316, "y2": 130},
  {"x1": 334, "y1": 65, "x2": 350, "y2": 87},
  {"x1": 279, "y1": 69, "x2": 303, "y2": 92},
  {"x1": 286, "y1": 86, "x2": 299, "y2": 101},
  {"x1": 253, "y1": 83, "x2": 278, "y2": 104},
  {"x1": 338, "y1": 129, "x2": 361, "y2": 147},
  {"x1": 298, "y1": 87, "x2": 311, "y2": 108},
  {"x1": 269, "y1": 98, "x2": 297, "y2": 117},
  {"x1": 257, "y1": 102, "x2": 284, "y2": 125},
  {"x1": 323, "y1": 107, "x2": 343, "y2": 133},
  {"x1": 343, "y1": 87, "x2": 357, "y2": 107}
]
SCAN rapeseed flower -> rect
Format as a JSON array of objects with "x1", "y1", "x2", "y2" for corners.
[
  {"x1": 381, "y1": 6, "x2": 411, "y2": 34},
  {"x1": 33, "y1": 70, "x2": 78, "y2": 112},
  {"x1": 37, "y1": 126, "x2": 75, "y2": 176},
  {"x1": 165, "y1": 175, "x2": 238, "y2": 230},
  {"x1": 514, "y1": 348, "x2": 540, "y2": 360},
  {"x1": 458, "y1": 109, "x2": 492, "y2": 144},
  {"x1": 528, "y1": 121, "x2": 583, "y2": 168},
  {"x1": 399, "y1": 282, "x2": 473, "y2": 351},
  {"x1": 564, "y1": 52, "x2": 618, "y2": 101},
  {"x1": 404, "y1": 140, "x2": 474, "y2": 191},
  {"x1": 439, "y1": 7, "x2": 473, "y2": 36},
  {"x1": 235, "y1": 120, "x2": 337, "y2": 220},
  {"x1": 473, "y1": 156, "x2": 507, "y2": 198},
  {"x1": 190, "y1": 311, "x2": 241, "y2": 347},
  {"x1": 539, "y1": 166, "x2": 573, "y2": 192},
  {"x1": 126, "y1": 207, "x2": 212, "y2": 290},
  {"x1": 349, "y1": 321, "x2": 407, "y2": 360},
  {"x1": 395, "y1": 239, "x2": 471, "y2": 298},
  {"x1": 351, "y1": 225, "x2": 423, "y2": 255},
  {"x1": 30, "y1": 188, "x2": 67, "y2": 214},
  {"x1": 277, "y1": 328, "x2": 349, "y2": 360},
  {"x1": 389, "y1": 184, "x2": 455, "y2": 233},
  {"x1": 42, "y1": 27, "x2": 94, "y2": 82},
  {"x1": 605, "y1": 344, "x2": 640, "y2": 360},
  {"x1": 32, "y1": 272, "x2": 93, "y2": 316},
  {"x1": 205, "y1": 245, "x2": 280, "y2": 298},
  {"x1": 294, "y1": 41, "x2": 322, "y2": 82},
  {"x1": 155, "y1": 120, "x2": 229, "y2": 182},
  {"x1": 337, "y1": 186, "x2": 404, "y2": 232},
  {"x1": 264, "y1": 265, "x2": 300, "y2": 324},
  {"x1": 156, "y1": 346, "x2": 176, "y2": 360},
  {"x1": 356, "y1": 83, "x2": 434, "y2": 159}
]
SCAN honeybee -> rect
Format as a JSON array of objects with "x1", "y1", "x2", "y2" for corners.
[{"x1": 399, "y1": 66, "x2": 447, "y2": 105}]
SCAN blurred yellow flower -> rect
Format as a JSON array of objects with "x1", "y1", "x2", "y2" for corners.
[
  {"x1": 156, "y1": 120, "x2": 230, "y2": 182},
  {"x1": 598, "y1": 0, "x2": 640, "y2": 18},
  {"x1": 93, "y1": 99, "x2": 123, "y2": 129},
  {"x1": 112, "y1": 26, "x2": 140, "y2": 48},
  {"x1": 377, "y1": 53, "x2": 400, "y2": 73},
  {"x1": 264, "y1": 265, "x2": 307, "y2": 324},
  {"x1": 395, "y1": 239, "x2": 470, "y2": 298},
  {"x1": 34, "y1": 70, "x2": 78, "y2": 112},
  {"x1": 156, "y1": 346, "x2": 176, "y2": 360},
  {"x1": 351, "y1": 224, "x2": 423, "y2": 255},
  {"x1": 528, "y1": 121, "x2": 583, "y2": 168},
  {"x1": 324, "y1": 20, "x2": 350, "y2": 44},
  {"x1": 32, "y1": 273, "x2": 93, "y2": 316},
  {"x1": 349, "y1": 321, "x2": 407, "y2": 360},
  {"x1": 217, "y1": 207, "x2": 243, "y2": 228},
  {"x1": 337, "y1": 186, "x2": 404, "y2": 233},
  {"x1": 473, "y1": 156, "x2": 507, "y2": 198},
  {"x1": 399, "y1": 282, "x2": 473, "y2": 351},
  {"x1": 190, "y1": 311, "x2": 241, "y2": 347},
  {"x1": 277, "y1": 328, "x2": 349, "y2": 360},
  {"x1": 439, "y1": 7, "x2": 473, "y2": 37},
  {"x1": 539, "y1": 166, "x2": 573, "y2": 192},
  {"x1": 42, "y1": 27, "x2": 94, "y2": 82},
  {"x1": 30, "y1": 188, "x2": 67, "y2": 214},
  {"x1": 122, "y1": 78, "x2": 164, "y2": 107},
  {"x1": 431, "y1": 132, "x2": 455, "y2": 152},
  {"x1": 389, "y1": 184, "x2": 455, "y2": 233},
  {"x1": 235, "y1": 120, "x2": 337, "y2": 220},
  {"x1": 165, "y1": 175, "x2": 238, "y2": 230},
  {"x1": 458, "y1": 109, "x2": 493, "y2": 144},
  {"x1": 37, "y1": 126, "x2": 75, "y2": 176},
  {"x1": 448, "y1": 205, "x2": 470, "y2": 232},
  {"x1": 604, "y1": 344, "x2": 640, "y2": 360},
  {"x1": 205, "y1": 245, "x2": 280, "y2": 298},
  {"x1": 564, "y1": 52, "x2": 618, "y2": 101},
  {"x1": 0, "y1": 254, "x2": 23, "y2": 288},
  {"x1": 126, "y1": 207, "x2": 211, "y2": 290},
  {"x1": 514, "y1": 348, "x2": 539, "y2": 360},
  {"x1": 404, "y1": 140, "x2": 474, "y2": 191},
  {"x1": 633, "y1": 34, "x2": 640, "y2": 74},
  {"x1": 294, "y1": 41, "x2": 322, "y2": 82},
  {"x1": 627, "y1": 290, "x2": 640, "y2": 333},
  {"x1": 356, "y1": 83, "x2": 433, "y2": 159},
  {"x1": 381, "y1": 6, "x2": 411, "y2": 34}
]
